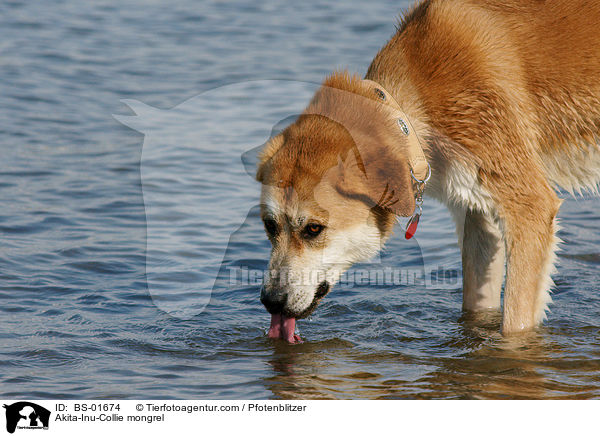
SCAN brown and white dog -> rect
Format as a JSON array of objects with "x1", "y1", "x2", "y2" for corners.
[{"x1": 256, "y1": 0, "x2": 600, "y2": 342}]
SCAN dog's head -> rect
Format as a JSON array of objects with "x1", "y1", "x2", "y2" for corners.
[{"x1": 256, "y1": 73, "x2": 422, "y2": 341}]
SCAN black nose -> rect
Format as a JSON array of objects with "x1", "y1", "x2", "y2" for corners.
[{"x1": 260, "y1": 288, "x2": 287, "y2": 314}]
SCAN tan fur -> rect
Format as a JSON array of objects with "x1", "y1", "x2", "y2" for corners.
[{"x1": 257, "y1": 0, "x2": 600, "y2": 334}]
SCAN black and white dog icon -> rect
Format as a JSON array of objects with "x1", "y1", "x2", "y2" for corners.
[{"x1": 3, "y1": 402, "x2": 50, "y2": 434}]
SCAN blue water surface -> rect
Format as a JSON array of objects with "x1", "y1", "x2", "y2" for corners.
[{"x1": 1, "y1": 0, "x2": 599, "y2": 399}]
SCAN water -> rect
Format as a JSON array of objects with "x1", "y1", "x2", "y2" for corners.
[{"x1": 1, "y1": 0, "x2": 599, "y2": 400}]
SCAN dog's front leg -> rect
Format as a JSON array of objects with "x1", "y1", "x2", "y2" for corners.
[
  {"x1": 498, "y1": 180, "x2": 562, "y2": 334},
  {"x1": 460, "y1": 209, "x2": 504, "y2": 311}
]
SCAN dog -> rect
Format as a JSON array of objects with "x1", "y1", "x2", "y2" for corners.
[{"x1": 256, "y1": 0, "x2": 600, "y2": 342}]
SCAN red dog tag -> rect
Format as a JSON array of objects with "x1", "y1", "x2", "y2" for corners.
[{"x1": 405, "y1": 214, "x2": 420, "y2": 240}]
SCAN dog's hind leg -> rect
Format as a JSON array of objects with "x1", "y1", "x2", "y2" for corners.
[{"x1": 460, "y1": 209, "x2": 504, "y2": 311}]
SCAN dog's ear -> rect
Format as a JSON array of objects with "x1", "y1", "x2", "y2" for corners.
[
  {"x1": 256, "y1": 134, "x2": 284, "y2": 183},
  {"x1": 335, "y1": 145, "x2": 416, "y2": 217}
]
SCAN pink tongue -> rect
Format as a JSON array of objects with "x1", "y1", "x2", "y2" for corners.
[
  {"x1": 281, "y1": 316, "x2": 296, "y2": 342},
  {"x1": 268, "y1": 313, "x2": 301, "y2": 343},
  {"x1": 268, "y1": 313, "x2": 282, "y2": 339}
]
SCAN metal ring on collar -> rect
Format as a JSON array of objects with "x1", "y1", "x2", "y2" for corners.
[{"x1": 410, "y1": 162, "x2": 432, "y2": 184}]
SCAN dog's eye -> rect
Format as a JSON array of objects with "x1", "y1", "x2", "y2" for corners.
[
  {"x1": 303, "y1": 223, "x2": 324, "y2": 238},
  {"x1": 263, "y1": 218, "x2": 278, "y2": 237}
]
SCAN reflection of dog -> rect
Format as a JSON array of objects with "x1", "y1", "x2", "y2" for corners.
[
  {"x1": 3, "y1": 402, "x2": 51, "y2": 434},
  {"x1": 257, "y1": 0, "x2": 600, "y2": 341}
]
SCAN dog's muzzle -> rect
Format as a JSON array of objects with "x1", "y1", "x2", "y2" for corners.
[
  {"x1": 260, "y1": 287, "x2": 287, "y2": 314},
  {"x1": 262, "y1": 281, "x2": 331, "y2": 344}
]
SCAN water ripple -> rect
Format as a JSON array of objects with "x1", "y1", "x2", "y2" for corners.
[{"x1": 0, "y1": 0, "x2": 598, "y2": 400}]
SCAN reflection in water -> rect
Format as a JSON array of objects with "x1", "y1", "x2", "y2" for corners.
[{"x1": 263, "y1": 311, "x2": 600, "y2": 399}]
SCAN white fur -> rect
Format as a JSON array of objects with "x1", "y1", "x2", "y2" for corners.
[
  {"x1": 262, "y1": 187, "x2": 290, "y2": 218},
  {"x1": 447, "y1": 202, "x2": 467, "y2": 250},
  {"x1": 444, "y1": 161, "x2": 495, "y2": 214},
  {"x1": 261, "y1": 180, "x2": 385, "y2": 316},
  {"x1": 533, "y1": 217, "x2": 562, "y2": 324},
  {"x1": 428, "y1": 160, "x2": 498, "y2": 246},
  {"x1": 267, "y1": 220, "x2": 382, "y2": 315},
  {"x1": 541, "y1": 142, "x2": 600, "y2": 195}
]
